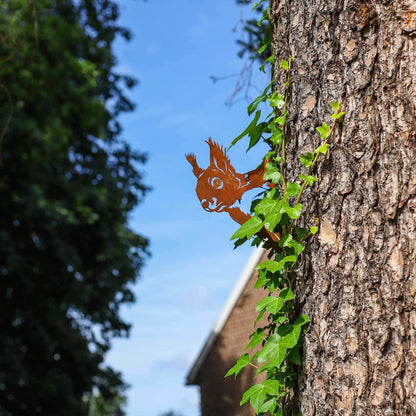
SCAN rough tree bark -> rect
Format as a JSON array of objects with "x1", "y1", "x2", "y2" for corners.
[{"x1": 270, "y1": 1, "x2": 416, "y2": 415}]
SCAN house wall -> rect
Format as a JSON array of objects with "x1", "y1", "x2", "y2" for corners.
[{"x1": 195, "y1": 252, "x2": 269, "y2": 416}]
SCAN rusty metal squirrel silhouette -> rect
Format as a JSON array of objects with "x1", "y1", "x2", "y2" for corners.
[{"x1": 186, "y1": 138, "x2": 280, "y2": 244}]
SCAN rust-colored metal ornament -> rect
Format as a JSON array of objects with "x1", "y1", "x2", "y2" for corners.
[{"x1": 186, "y1": 138, "x2": 279, "y2": 244}]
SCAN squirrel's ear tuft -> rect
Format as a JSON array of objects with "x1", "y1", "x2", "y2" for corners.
[
  {"x1": 206, "y1": 138, "x2": 233, "y2": 173},
  {"x1": 185, "y1": 153, "x2": 204, "y2": 178}
]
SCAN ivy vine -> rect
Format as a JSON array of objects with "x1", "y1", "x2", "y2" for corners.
[{"x1": 224, "y1": 1, "x2": 344, "y2": 415}]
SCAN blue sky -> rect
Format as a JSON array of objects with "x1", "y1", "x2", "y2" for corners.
[{"x1": 106, "y1": 1, "x2": 269, "y2": 415}]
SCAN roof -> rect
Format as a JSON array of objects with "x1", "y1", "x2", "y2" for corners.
[{"x1": 185, "y1": 245, "x2": 265, "y2": 385}]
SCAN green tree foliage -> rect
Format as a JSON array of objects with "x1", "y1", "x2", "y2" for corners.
[
  {"x1": 159, "y1": 411, "x2": 185, "y2": 416},
  {"x1": 235, "y1": 0, "x2": 271, "y2": 62},
  {"x1": 0, "y1": 1, "x2": 149, "y2": 415},
  {"x1": 89, "y1": 389, "x2": 127, "y2": 416}
]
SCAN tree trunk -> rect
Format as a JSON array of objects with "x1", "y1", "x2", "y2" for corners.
[{"x1": 270, "y1": 1, "x2": 416, "y2": 415}]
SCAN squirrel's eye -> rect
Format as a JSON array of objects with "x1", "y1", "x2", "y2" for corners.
[{"x1": 210, "y1": 177, "x2": 223, "y2": 189}]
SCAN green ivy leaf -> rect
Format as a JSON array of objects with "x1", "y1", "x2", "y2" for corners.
[
  {"x1": 268, "y1": 298, "x2": 285, "y2": 314},
  {"x1": 247, "y1": 95, "x2": 267, "y2": 116},
  {"x1": 254, "y1": 270, "x2": 268, "y2": 289},
  {"x1": 240, "y1": 384, "x2": 264, "y2": 406},
  {"x1": 258, "y1": 333, "x2": 286, "y2": 367},
  {"x1": 260, "y1": 55, "x2": 275, "y2": 73},
  {"x1": 250, "y1": 198, "x2": 263, "y2": 214},
  {"x1": 293, "y1": 314, "x2": 311, "y2": 327},
  {"x1": 245, "y1": 329, "x2": 265, "y2": 351},
  {"x1": 267, "y1": 119, "x2": 277, "y2": 132},
  {"x1": 310, "y1": 226, "x2": 319, "y2": 234},
  {"x1": 265, "y1": 150, "x2": 274, "y2": 159},
  {"x1": 299, "y1": 152, "x2": 314, "y2": 167},
  {"x1": 273, "y1": 316, "x2": 290, "y2": 326},
  {"x1": 263, "y1": 163, "x2": 282, "y2": 184},
  {"x1": 256, "y1": 260, "x2": 277, "y2": 272},
  {"x1": 331, "y1": 111, "x2": 345, "y2": 120},
  {"x1": 276, "y1": 110, "x2": 288, "y2": 126},
  {"x1": 293, "y1": 241, "x2": 306, "y2": 256},
  {"x1": 280, "y1": 59, "x2": 289, "y2": 70},
  {"x1": 225, "y1": 353, "x2": 250, "y2": 378},
  {"x1": 270, "y1": 128, "x2": 284, "y2": 146},
  {"x1": 256, "y1": 296, "x2": 284, "y2": 314},
  {"x1": 295, "y1": 227, "x2": 309, "y2": 241},
  {"x1": 299, "y1": 174, "x2": 318, "y2": 186},
  {"x1": 264, "y1": 211, "x2": 282, "y2": 232},
  {"x1": 276, "y1": 324, "x2": 301, "y2": 349},
  {"x1": 278, "y1": 233, "x2": 292, "y2": 248},
  {"x1": 256, "y1": 296, "x2": 276, "y2": 312},
  {"x1": 259, "y1": 398, "x2": 277, "y2": 413},
  {"x1": 281, "y1": 202, "x2": 302, "y2": 219},
  {"x1": 250, "y1": 389, "x2": 268, "y2": 414},
  {"x1": 241, "y1": 382, "x2": 280, "y2": 414},
  {"x1": 251, "y1": 236, "x2": 262, "y2": 247},
  {"x1": 257, "y1": 7, "x2": 269, "y2": 27},
  {"x1": 229, "y1": 110, "x2": 262, "y2": 149},
  {"x1": 251, "y1": 0, "x2": 268, "y2": 11},
  {"x1": 255, "y1": 361, "x2": 273, "y2": 377},
  {"x1": 233, "y1": 236, "x2": 248, "y2": 249},
  {"x1": 278, "y1": 234, "x2": 305, "y2": 256},
  {"x1": 330, "y1": 101, "x2": 340, "y2": 111},
  {"x1": 254, "y1": 189, "x2": 278, "y2": 215},
  {"x1": 262, "y1": 379, "x2": 282, "y2": 394},
  {"x1": 266, "y1": 273, "x2": 280, "y2": 293},
  {"x1": 257, "y1": 28, "x2": 271, "y2": 56},
  {"x1": 287, "y1": 343, "x2": 301, "y2": 366},
  {"x1": 268, "y1": 345, "x2": 287, "y2": 368},
  {"x1": 247, "y1": 83, "x2": 272, "y2": 116},
  {"x1": 256, "y1": 256, "x2": 297, "y2": 272},
  {"x1": 286, "y1": 182, "x2": 301, "y2": 197},
  {"x1": 267, "y1": 120, "x2": 284, "y2": 145},
  {"x1": 231, "y1": 216, "x2": 264, "y2": 240},
  {"x1": 247, "y1": 121, "x2": 268, "y2": 151},
  {"x1": 269, "y1": 92, "x2": 285, "y2": 109},
  {"x1": 315, "y1": 143, "x2": 329, "y2": 155},
  {"x1": 255, "y1": 308, "x2": 266, "y2": 325},
  {"x1": 316, "y1": 122, "x2": 330, "y2": 139},
  {"x1": 278, "y1": 287, "x2": 295, "y2": 301}
]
